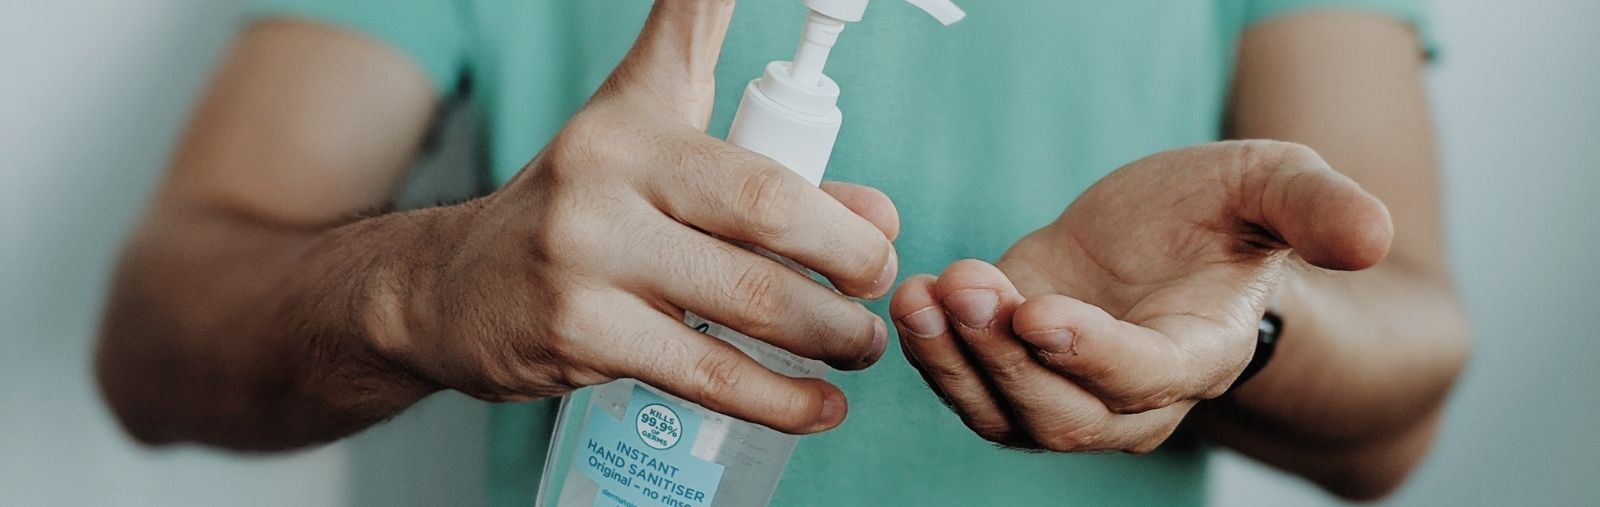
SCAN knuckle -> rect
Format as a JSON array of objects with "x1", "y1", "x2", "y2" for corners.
[
  {"x1": 544, "y1": 118, "x2": 610, "y2": 175},
  {"x1": 1273, "y1": 140, "x2": 1321, "y2": 163},
  {"x1": 919, "y1": 357, "x2": 972, "y2": 386},
  {"x1": 502, "y1": 328, "x2": 559, "y2": 372},
  {"x1": 541, "y1": 292, "x2": 605, "y2": 359},
  {"x1": 460, "y1": 290, "x2": 615, "y2": 402},
  {"x1": 1226, "y1": 139, "x2": 1319, "y2": 171},
  {"x1": 775, "y1": 386, "x2": 820, "y2": 425},
  {"x1": 544, "y1": 304, "x2": 586, "y2": 348},
  {"x1": 823, "y1": 308, "x2": 878, "y2": 366},
  {"x1": 1127, "y1": 422, "x2": 1182, "y2": 455},
  {"x1": 661, "y1": 135, "x2": 727, "y2": 172},
  {"x1": 1072, "y1": 350, "x2": 1119, "y2": 382},
  {"x1": 472, "y1": 357, "x2": 524, "y2": 397},
  {"x1": 1038, "y1": 427, "x2": 1106, "y2": 453},
  {"x1": 698, "y1": 239, "x2": 740, "y2": 271},
  {"x1": 809, "y1": 221, "x2": 888, "y2": 290},
  {"x1": 471, "y1": 328, "x2": 551, "y2": 397},
  {"x1": 1106, "y1": 382, "x2": 1181, "y2": 414},
  {"x1": 969, "y1": 420, "x2": 1019, "y2": 446},
  {"x1": 475, "y1": 353, "x2": 564, "y2": 401},
  {"x1": 1196, "y1": 376, "x2": 1232, "y2": 401},
  {"x1": 1107, "y1": 397, "x2": 1164, "y2": 415},
  {"x1": 729, "y1": 262, "x2": 786, "y2": 333},
  {"x1": 556, "y1": 364, "x2": 613, "y2": 389},
  {"x1": 841, "y1": 238, "x2": 891, "y2": 289},
  {"x1": 691, "y1": 350, "x2": 747, "y2": 403},
  {"x1": 736, "y1": 165, "x2": 799, "y2": 241},
  {"x1": 1031, "y1": 347, "x2": 1077, "y2": 372},
  {"x1": 982, "y1": 348, "x2": 1038, "y2": 380},
  {"x1": 526, "y1": 201, "x2": 608, "y2": 268},
  {"x1": 1126, "y1": 438, "x2": 1164, "y2": 455}
]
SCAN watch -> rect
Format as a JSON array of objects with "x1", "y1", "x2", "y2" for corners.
[{"x1": 1229, "y1": 309, "x2": 1282, "y2": 392}]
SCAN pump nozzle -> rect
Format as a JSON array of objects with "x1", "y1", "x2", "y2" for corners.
[
  {"x1": 802, "y1": 0, "x2": 965, "y2": 24},
  {"x1": 904, "y1": 0, "x2": 965, "y2": 25},
  {"x1": 788, "y1": 0, "x2": 964, "y2": 85}
]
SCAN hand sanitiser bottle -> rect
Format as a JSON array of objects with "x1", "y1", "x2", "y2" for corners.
[{"x1": 536, "y1": 2, "x2": 963, "y2": 506}]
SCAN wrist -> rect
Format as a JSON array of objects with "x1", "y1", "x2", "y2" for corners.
[
  {"x1": 1201, "y1": 270, "x2": 1347, "y2": 440},
  {"x1": 1216, "y1": 276, "x2": 1304, "y2": 406},
  {"x1": 345, "y1": 202, "x2": 483, "y2": 392},
  {"x1": 1226, "y1": 308, "x2": 1282, "y2": 393}
]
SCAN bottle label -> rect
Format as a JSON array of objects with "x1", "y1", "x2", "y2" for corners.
[{"x1": 576, "y1": 385, "x2": 725, "y2": 507}]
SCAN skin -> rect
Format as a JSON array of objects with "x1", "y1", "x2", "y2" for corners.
[
  {"x1": 97, "y1": 0, "x2": 898, "y2": 449},
  {"x1": 94, "y1": 1, "x2": 1467, "y2": 501},
  {"x1": 891, "y1": 11, "x2": 1468, "y2": 501}
]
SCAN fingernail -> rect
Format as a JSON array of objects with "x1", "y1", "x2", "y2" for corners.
[
  {"x1": 944, "y1": 289, "x2": 998, "y2": 329},
  {"x1": 860, "y1": 318, "x2": 889, "y2": 367},
  {"x1": 868, "y1": 253, "x2": 898, "y2": 298},
  {"x1": 1022, "y1": 329, "x2": 1075, "y2": 353},
  {"x1": 817, "y1": 391, "x2": 846, "y2": 428},
  {"x1": 900, "y1": 306, "x2": 946, "y2": 338}
]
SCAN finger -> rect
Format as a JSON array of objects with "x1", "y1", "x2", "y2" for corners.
[
  {"x1": 891, "y1": 274, "x2": 1022, "y2": 445},
  {"x1": 1227, "y1": 141, "x2": 1393, "y2": 271},
  {"x1": 1011, "y1": 294, "x2": 1244, "y2": 413},
  {"x1": 644, "y1": 140, "x2": 897, "y2": 299},
  {"x1": 932, "y1": 260, "x2": 1184, "y2": 451},
  {"x1": 644, "y1": 219, "x2": 887, "y2": 370},
  {"x1": 596, "y1": 304, "x2": 848, "y2": 435},
  {"x1": 820, "y1": 181, "x2": 900, "y2": 242},
  {"x1": 931, "y1": 261, "x2": 1097, "y2": 432},
  {"x1": 598, "y1": 1, "x2": 734, "y2": 129}
]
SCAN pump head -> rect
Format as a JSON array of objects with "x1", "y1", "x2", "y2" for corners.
[
  {"x1": 803, "y1": 0, "x2": 965, "y2": 24},
  {"x1": 722, "y1": 0, "x2": 965, "y2": 183},
  {"x1": 788, "y1": 0, "x2": 964, "y2": 86}
]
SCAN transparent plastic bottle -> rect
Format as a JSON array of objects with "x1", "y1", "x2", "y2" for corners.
[
  {"x1": 536, "y1": 321, "x2": 829, "y2": 507},
  {"x1": 536, "y1": 2, "x2": 963, "y2": 506}
]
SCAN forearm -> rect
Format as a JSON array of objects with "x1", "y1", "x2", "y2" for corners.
[
  {"x1": 1190, "y1": 261, "x2": 1469, "y2": 498},
  {"x1": 95, "y1": 199, "x2": 466, "y2": 450},
  {"x1": 92, "y1": 0, "x2": 754, "y2": 451}
]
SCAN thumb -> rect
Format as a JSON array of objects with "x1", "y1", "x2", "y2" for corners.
[
  {"x1": 1233, "y1": 141, "x2": 1394, "y2": 271},
  {"x1": 599, "y1": 0, "x2": 736, "y2": 130}
]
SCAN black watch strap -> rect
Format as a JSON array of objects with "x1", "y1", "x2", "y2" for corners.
[{"x1": 1229, "y1": 310, "x2": 1282, "y2": 392}]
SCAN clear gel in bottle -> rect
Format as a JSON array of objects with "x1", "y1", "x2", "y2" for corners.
[{"x1": 536, "y1": 2, "x2": 963, "y2": 506}]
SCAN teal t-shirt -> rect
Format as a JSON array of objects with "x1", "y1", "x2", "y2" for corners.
[{"x1": 246, "y1": 1, "x2": 1429, "y2": 505}]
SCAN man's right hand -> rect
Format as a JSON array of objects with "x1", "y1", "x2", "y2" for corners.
[
  {"x1": 369, "y1": 2, "x2": 898, "y2": 435},
  {"x1": 96, "y1": 1, "x2": 893, "y2": 450}
]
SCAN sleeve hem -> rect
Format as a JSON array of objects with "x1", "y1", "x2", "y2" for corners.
[
  {"x1": 1244, "y1": 2, "x2": 1440, "y2": 61},
  {"x1": 242, "y1": 1, "x2": 467, "y2": 96}
]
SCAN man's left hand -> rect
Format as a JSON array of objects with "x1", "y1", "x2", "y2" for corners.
[{"x1": 890, "y1": 141, "x2": 1393, "y2": 452}]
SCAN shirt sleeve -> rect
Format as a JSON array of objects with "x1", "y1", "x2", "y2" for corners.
[
  {"x1": 1243, "y1": 0, "x2": 1440, "y2": 59},
  {"x1": 243, "y1": 0, "x2": 472, "y2": 97}
]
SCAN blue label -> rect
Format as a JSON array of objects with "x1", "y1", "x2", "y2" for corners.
[{"x1": 578, "y1": 386, "x2": 725, "y2": 507}]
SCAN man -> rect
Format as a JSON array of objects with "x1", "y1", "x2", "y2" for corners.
[{"x1": 96, "y1": 0, "x2": 1469, "y2": 505}]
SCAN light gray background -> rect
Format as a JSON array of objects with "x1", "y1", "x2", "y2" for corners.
[{"x1": 3, "y1": 1, "x2": 1595, "y2": 505}]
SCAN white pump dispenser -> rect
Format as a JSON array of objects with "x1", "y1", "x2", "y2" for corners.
[
  {"x1": 727, "y1": 0, "x2": 965, "y2": 185},
  {"x1": 537, "y1": 3, "x2": 963, "y2": 506}
]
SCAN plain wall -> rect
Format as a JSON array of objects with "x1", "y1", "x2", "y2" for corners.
[
  {"x1": 1212, "y1": 1, "x2": 1600, "y2": 505},
  {"x1": 1, "y1": 1, "x2": 349, "y2": 505},
  {"x1": 0, "y1": 1, "x2": 484, "y2": 505},
  {"x1": 2, "y1": 1, "x2": 1595, "y2": 505}
]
